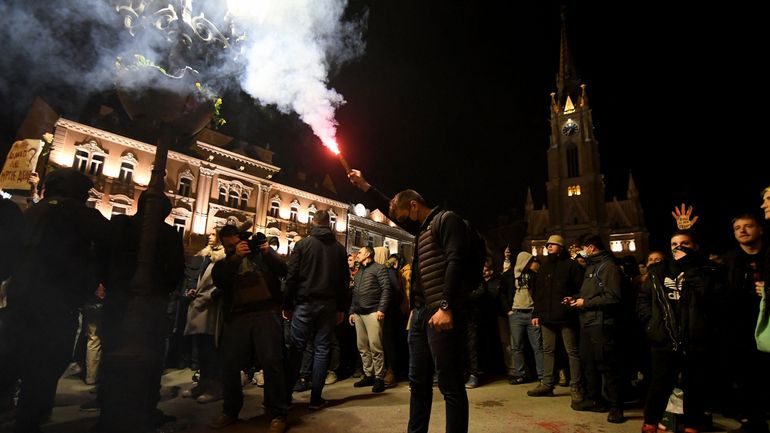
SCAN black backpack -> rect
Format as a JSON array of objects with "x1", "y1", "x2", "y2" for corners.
[{"x1": 431, "y1": 210, "x2": 488, "y2": 288}]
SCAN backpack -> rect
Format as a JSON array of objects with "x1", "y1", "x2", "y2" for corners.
[{"x1": 431, "y1": 210, "x2": 488, "y2": 288}]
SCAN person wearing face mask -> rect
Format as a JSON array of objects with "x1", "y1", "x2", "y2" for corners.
[
  {"x1": 636, "y1": 230, "x2": 726, "y2": 433},
  {"x1": 567, "y1": 234, "x2": 625, "y2": 423},
  {"x1": 348, "y1": 169, "x2": 473, "y2": 433}
]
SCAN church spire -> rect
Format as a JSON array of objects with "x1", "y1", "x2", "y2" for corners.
[
  {"x1": 627, "y1": 172, "x2": 639, "y2": 198},
  {"x1": 556, "y1": 6, "x2": 580, "y2": 110}
]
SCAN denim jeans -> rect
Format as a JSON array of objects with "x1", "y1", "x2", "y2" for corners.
[
  {"x1": 508, "y1": 310, "x2": 543, "y2": 379},
  {"x1": 286, "y1": 300, "x2": 336, "y2": 403},
  {"x1": 407, "y1": 306, "x2": 468, "y2": 433}
]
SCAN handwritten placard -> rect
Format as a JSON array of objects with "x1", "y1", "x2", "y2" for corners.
[{"x1": 0, "y1": 139, "x2": 43, "y2": 190}]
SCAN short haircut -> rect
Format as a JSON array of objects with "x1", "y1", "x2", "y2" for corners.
[
  {"x1": 313, "y1": 209, "x2": 330, "y2": 227},
  {"x1": 392, "y1": 189, "x2": 427, "y2": 210},
  {"x1": 731, "y1": 213, "x2": 759, "y2": 227},
  {"x1": 671, "y1": 229, "x2": 698, "y2": 246},
  {"x1": 762, "y1": 185, "x2": 770, "y2": 197},
  {"x1": 219, "y1": 224, "x2": 240, "y2": 239},
  {"x1": 578, "y1": 233, "x2": 606, "y2": 251},
  {"x1": 358, "y1": 246, "x2": 372, "y2": 256}
]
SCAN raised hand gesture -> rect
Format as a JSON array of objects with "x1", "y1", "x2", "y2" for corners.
[{"x1": 671, "y1": 203, "x2": 699, "y2": 230}]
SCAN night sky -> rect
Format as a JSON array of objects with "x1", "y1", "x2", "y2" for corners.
[{"x1": 0, "y1": 1, "x2": 764, "y2": 254}]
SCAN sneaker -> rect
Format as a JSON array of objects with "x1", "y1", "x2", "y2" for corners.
[
  {"x1": 308, "y1": 398, "x2": 327, "y2": 411},
  {"x1": 353, "y1": 375, "x2": 375, "y2": 388},
  {"x1": 196, "y1": 392, "x2": 223, "y2": 404},
  {"x1": 641, "y1": 424, "x2": 658, "y2": 433},
  {"x1": 210, "y1": 413, "x2": 238, "y2": 429},
  {"x1": 372, "y1": 378, "x2": 385, "y2": 393},
  {"x1": 192, "y1": 370, "x2": 200, "y2": 383},
  {"x1": 465, "y1": 374, "x2": 479, "y2": 389},
  {"x1": 508, "y1": 376, "x2": 527, "y2": 385},
  {"x1": 293, "y1": 377, "x2": 311, "y2": 392},
  {"x1": 571, "y1": 399, "x2": 608, "y2": 412},
  {"x1": 527, "y1": 382, "x2": 554, "y2": 397},
  {"x1": 253, "y1": 370, "x2": 265, "y2": 387},
  {"x1": 325, "y1": 370, "x2": 338, "y2": 385},
  {"x1": 269, "y1": 417, "x2": 287, "y2": 433},
  {"x1": 570, "y1": 386, "x2": 584, "y2": 404},
  {"x1": 607, "y1": 408, "x2": 626, "y2": 424},
  {"x1": 79, "y1": 399, "x2": 100, "y2": 412}
]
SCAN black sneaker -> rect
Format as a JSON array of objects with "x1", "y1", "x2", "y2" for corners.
[
  {"x1": 509, "y1": 376, "x2": 527, "y2": 385},
  {"x1": 572, "y1": 399, "x2": 608, "y2": 412},
  {"x1": 353, "y1": 375, "x2": 375, "y2": 388},
  {"x1": 607, "y1": 408, "x2": 626, "y2": 424},
  {"x1": 372, "y1": 379, "x2": 385, "y2": 393},
  {"x1": 293, "y1": 377, "x2": 311, "y2": 392},
  {"x1": 308, "y1": 398, "x2": 327, "y2": 411}
]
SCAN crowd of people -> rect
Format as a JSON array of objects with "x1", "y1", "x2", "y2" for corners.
[{"x1": 0, "y1": 167, "x2": 769, "y2": 433}]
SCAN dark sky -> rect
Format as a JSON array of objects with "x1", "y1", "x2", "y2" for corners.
[{"x1": 0, "y1": 1, "x2": 764, "y2": 253}]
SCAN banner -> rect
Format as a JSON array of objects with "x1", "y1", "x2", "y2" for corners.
[{"x1": 0, "y1": 139, "x2": 43, "y2": 190}]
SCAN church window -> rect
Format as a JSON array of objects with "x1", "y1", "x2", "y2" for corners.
[
  {"x1": 566, "y1": 144, "x2": 580, "y2": 178},
  {"x1": 610, "y1": 240, "x2": 623, "y2": 252}
]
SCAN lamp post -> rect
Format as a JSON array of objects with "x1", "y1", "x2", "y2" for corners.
[{"x1": 99, "y1": 2, "x2": 241, "y2": 431}]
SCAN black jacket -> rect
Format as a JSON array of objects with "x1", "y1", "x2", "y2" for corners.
[
  {"x1": 350, "y1": 261, "x2": 391, "y2": 314},
  {"x1": 213, "y1": 248, "x2": 287, "y2": 315},
  {"x1": 283, "y1": 226, "x2": 349, "y2": 312},
  {"x1": 532, "y1": 251, "x2": 584, "y2": 325},
  {"x1": 578, "y1": 251, "x2": 623, "y2": 327},
  {"x1": 637, "y1": 253, "x2": 725, "y2": 352}
]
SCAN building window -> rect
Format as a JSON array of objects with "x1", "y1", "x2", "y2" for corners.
[
  {"x1": 610, "y1": 240, "x2": 623, "y2": 252},
  {"x1": 566, "y1": 144, "x2": 579, "y2": 178},
  {"x1": 531, "y1": 246, "x2": 538, "y2": 256},
  {"x1": 240, "y1": 193, "x2": 248, "y2": 210},
  {"x1": 218, "y1": 188, "x2": 227, "y2": 205},
  {"x1": 628, "y1": 240, "x2": 637, "y2": 252},
  {"x1": 74, "y1": 150, "x2": 89, "y2": 172},
  {"x1": 89, "y1": 154, "x2": 105, "y2": 176},
  {"x1": 270, "y1": 201, "x2": 280, "y2": 218},
  {"x1": 178, "y1": 177, "x2": 192, "y2": 197},
  {"x1": 330, "y1": 215, "x2": 336, "y2": 231},
  {"x1": 353, "y1": 230, "x2": 362, "y2": 247},
  {"x1": 567, "y1": 185, "x2": 582, "y2": 197},
  {"x1": 111, "y1": 206, "x2": 127, "y2": 217},
  {"x1": 228, "y1": 190, "x2": 239, "y2": 208},
  {"x1": 173, "y1": 218, "x2": 186, "y2": 234},
  {"x1": 290, "y1": 205, "x2": 298, "y2": 222},
  {"x1": 119, "y1": 162, "x2": 134, "y2": 183}
]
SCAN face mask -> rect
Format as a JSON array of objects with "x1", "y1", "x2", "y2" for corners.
[
  {"x1": 270, "y1": 245, "x2": 278, "y2": 251},
  {"x1": 578, "y1": 250, "x2": 588, "y2": 258}
]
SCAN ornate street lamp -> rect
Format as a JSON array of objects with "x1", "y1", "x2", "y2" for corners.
[{"x1": 99, "y1": 1, "x2": 242, "y2": 431}]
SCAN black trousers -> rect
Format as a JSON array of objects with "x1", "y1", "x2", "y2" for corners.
[
  {"x1": 643, "y1": 348, "x2": 708, "y2": 428},
  {"x1": 579, "y1": 325, "x2": 622, "y2": 408}
]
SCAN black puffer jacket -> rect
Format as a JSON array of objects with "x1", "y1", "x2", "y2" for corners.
[
  {"x1": 578, "y1": 251, "x2": 622, "y2": 327},
  {"x1": 532, "y1": 251, "x2": 584, "y2": 325},
  {"x1": 350, "y1": 261, "x2": 391, "y2": 314},
  {"x1": 637, "y1": 253, "x2": 725, "y2": 352}
]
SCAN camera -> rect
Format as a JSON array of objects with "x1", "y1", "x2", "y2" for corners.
[{"x1": 238, "y1": 231, "x2": 268, "y2": 253}]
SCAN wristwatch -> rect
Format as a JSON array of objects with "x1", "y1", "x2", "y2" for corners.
[{"x1": 439, "y1": 300, "x2": 450, "y2": 310}]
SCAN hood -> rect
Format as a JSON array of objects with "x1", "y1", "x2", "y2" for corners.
[
  {"x1": 310, "y1": 226, "x2": 336, "y2": 243},
  {"x1": 514, "y1": 251, "x2": 534, "y2": 280}
]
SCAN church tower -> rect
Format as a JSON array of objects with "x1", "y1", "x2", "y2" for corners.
[{"x1": 524, "y1": 9, "x2": 648, "y2": 259}]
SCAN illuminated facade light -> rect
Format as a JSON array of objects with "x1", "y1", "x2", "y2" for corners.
[
  {"x1": 610, "y1": 240, "x2": 623, "y2": 252},
  {"x1": 532, "y1": 246, "x2": 538, "y2": 256},
  {"x1": 628, "y1": 240, "x2": 637, "y2": 252}
]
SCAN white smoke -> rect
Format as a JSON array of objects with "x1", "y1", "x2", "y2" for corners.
[
  {"x1": 228, "y1": 0, "x2": 365, "y2": 147},
  {"x1": 0, "y1": 0, "x2": 366, "y2": 145}
]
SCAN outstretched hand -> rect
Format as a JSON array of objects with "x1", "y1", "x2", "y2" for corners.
[
  {"x1": 671, "y1": 203, "x2": 699, "y2": 229},
  {"x1": 347, "y1": 169, "x2": 371, "y2": 192}
]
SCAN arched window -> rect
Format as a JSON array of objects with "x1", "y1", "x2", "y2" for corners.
[
  {"x1": 173, "y1": 218, "x2": 186, "y2": 234},
  {"x1": 566, "y1": 144, "x2": 579, "y2": 178},
  {"x1": 307, "y1": 204, "x2": 317, "y2": 223},
  {"x1": 89, "y1": 154, "x2": 105, "y2": 176},
  {"x1": 119, "y1": 162, "x2": 134, "y2": 183},
  {"x1": 330, "y1": 214, "x2": 337, "y2": 231},
  {"x1": 240, "y1": 192, "x2": 248, "y2": 210},
  {"x1": 74, "y1": 149, "x2": 89, "y2": 172},
  {"x1": 228, "y1": 190, "x2": 239, "y2": 208},
  {"x1": 178, "y1": 177, "x2": 192, "y2": 197},
  {"x1": 270, "y1": 201, "x2": 280, "y2": 218},
  {"x1": 218, "y1": 187, "x2": 227, "y2": 205},
  {"x1": 290, "y1": 205, "x2": 298, "y2": 222}
]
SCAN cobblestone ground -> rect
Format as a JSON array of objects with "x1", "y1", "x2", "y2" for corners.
[{"x1": 0, "y1": 369, "x2": 745, "y2": 433}]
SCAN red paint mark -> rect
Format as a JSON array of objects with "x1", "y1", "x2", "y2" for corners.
[{"x1": 535, "y1": 421, "x2": 562, "y2": 433}]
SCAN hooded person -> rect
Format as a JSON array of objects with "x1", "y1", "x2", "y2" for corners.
[{"x1": 502, "y1": 251, "x2": 544, "y2": 384}]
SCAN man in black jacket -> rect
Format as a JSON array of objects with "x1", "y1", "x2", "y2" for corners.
[
  {"x1": 209, "y1": 226, "x2": 289, "y2": 433},
  {"x1": 283, "y1": 210, "x2": 349, "y2": 411},
  {"x1": 348, "y1": 170, "x2": 471, "y2": 433},
  {"x1": 569, "y1": 234, "x2": 624, "y2": 422},
  {"x1": 349, "y1": 246, "x2": 391, "y2": 393},
  {"x1": 528, "y1": 234, "x2": 584, "y2": 403}
]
